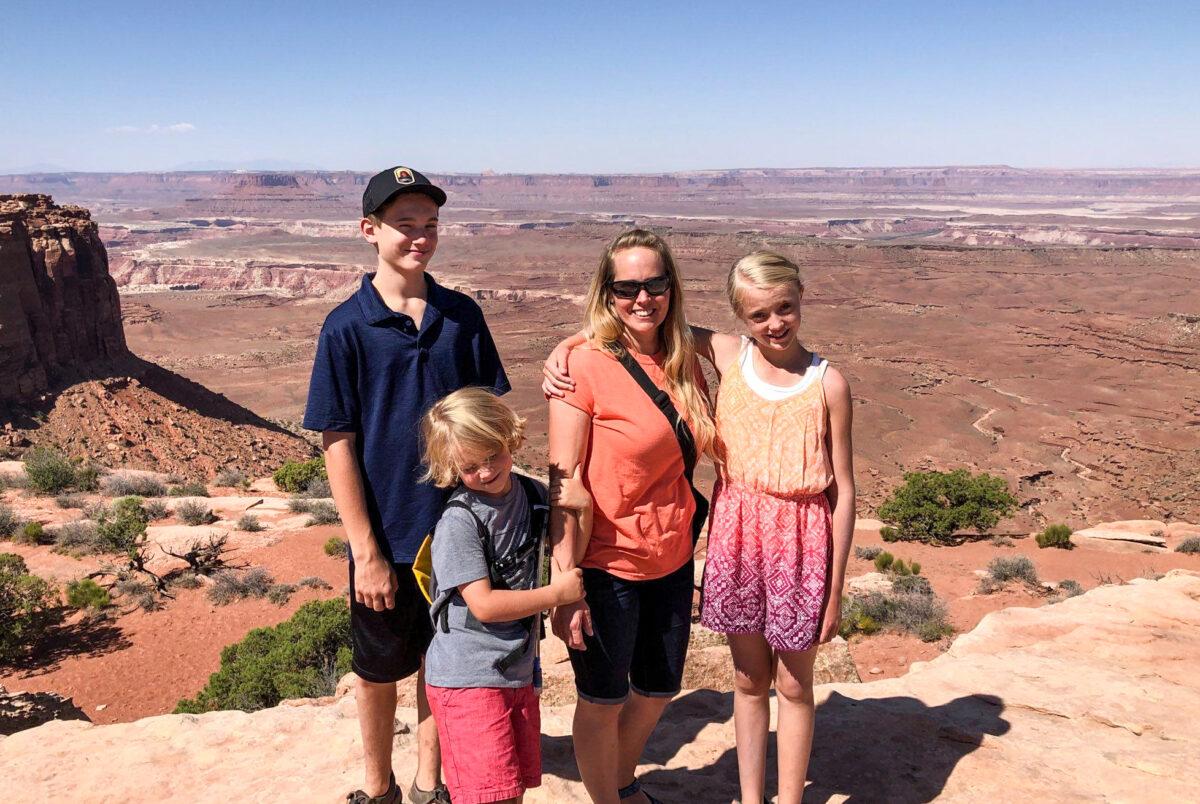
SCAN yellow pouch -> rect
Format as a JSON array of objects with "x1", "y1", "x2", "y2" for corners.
[{"x1": 412, "y1": 533, "x2": 434, "y2": 604}]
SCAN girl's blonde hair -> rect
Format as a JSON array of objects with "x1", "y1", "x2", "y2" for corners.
[
  {"x1": 726, "y1": 250, "x2": 805, "y2": 317},
  {"x1": 582, "y1": 229, "x2": 716, "y2": 458},
  {"x1": 421, "y1": 387, "x2": 527, "y2": 488}
]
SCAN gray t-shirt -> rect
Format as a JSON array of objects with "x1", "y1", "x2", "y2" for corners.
[{"x1": 425, "y1": 476, "x2": 547, "y2": 689}]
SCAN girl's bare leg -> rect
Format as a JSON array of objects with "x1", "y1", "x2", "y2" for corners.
[
  {"x1": 729, "y1": 633, "x2": 776, "y2": 804},
  {"x1": 774, "y1": 647, "x2": 818, "y2": 804}
]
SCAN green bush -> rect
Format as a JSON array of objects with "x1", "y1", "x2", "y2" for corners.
[
  {"x1": 1036, "y1": 524, "x2": 1073, "y2": 550},
  {"x1": 986, "y1": 555, "x2": 1039, "y2": 586},
  {"x1": 23, "y1": 447, "x2": 86, "y2": 494},
  {"x1": 877, "y1": 469, "x2": 1017, "y2": 543},
  {"x1": 854, "y1": 545, "x2": 882, "y2": 561},
  {"x1": 1175, "y1": 537, "x2": 1200, "y2": 555},
  {"x1": 272, "y1": 456, "x2": 327, "y2": 494},
  {"x1": 66, "y1": 578, "x2": 111, "y2": 610},
  {"x1": 174, "y1": 598, "x2": 352, "y2": 713},
  {"x1": 880, "y1": 526, "x2": 900, "y2": 542},
  {"x1": 892, "y1": 558, "x2": 912, "y2": 576},
  {"x1": 873, "y1": 551, "x2": 894, "y2": 572},
  {"x1": 168, "y1": 481, "x2": 209, "y2": 498},
  {"x1": 177, "y1": 500, "x2": 218, "y2": 526},
  {"x1": 323, "y1": 537, "x2": 349, "y2": 560},
  {"x1": 15, "y1": 521, "x2": 46, "y2": 546},
  {"x1": 910, "y1": 561, "x2": 922, "y2": 575},
  {"x1": 94, "y1": 496, "x2": 150, "y2": 553},
  {"x1": 840, "y1": 589, "x2": 952, "y2": 643},
  {"x1": 0, "y1": 553, "x2": 63, "y2": 663}
]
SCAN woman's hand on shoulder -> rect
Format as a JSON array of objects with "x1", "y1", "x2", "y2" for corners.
[{"x1": 542, "y1": 329, "x2": 589, "y2": 398}]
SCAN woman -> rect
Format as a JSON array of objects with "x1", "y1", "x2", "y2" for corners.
[{"x1": 548, "y1": 229, "x2": 714, "y2": 804}]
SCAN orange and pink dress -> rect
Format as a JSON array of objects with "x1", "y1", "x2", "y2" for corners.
[{"x1": 700, "y1": 337, "x2": 834, "y2": 652}]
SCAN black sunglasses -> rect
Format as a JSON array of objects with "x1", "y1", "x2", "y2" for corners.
[{"x1": 607, "y1": 275, "x2": 672, "y2": 300}]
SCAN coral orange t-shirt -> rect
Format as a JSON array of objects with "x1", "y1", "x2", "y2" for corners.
[{"x1": 552, "y1": 344, "x2": 699, "y2": 581}]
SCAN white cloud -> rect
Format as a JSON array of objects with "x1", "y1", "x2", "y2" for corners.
[{"x1": 105, "y1": 122, "x2": 196, "y2": 134}]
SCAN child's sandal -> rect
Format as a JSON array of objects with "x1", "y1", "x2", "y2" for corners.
[{"x1": 618, "y1": 778, "x2": 664, "y2": 804}]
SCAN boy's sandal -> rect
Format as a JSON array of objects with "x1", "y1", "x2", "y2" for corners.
[
  {"x1": 618, "y1": 778, "x2": 664, "y2": 804},
  {"x1": 347, "y1": 772, "x2": 403, "y2": 804},
  {"x1": 408, "y1": 780, "x2": 452, "y2": 804}
]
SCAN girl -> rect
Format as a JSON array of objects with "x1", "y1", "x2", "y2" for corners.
[
  {"x1": 420, "y1": 387, "x2": 588, "y2": 804},
  {"x1": 545, "y1": 250, "x2": 854, "y2": 804}
]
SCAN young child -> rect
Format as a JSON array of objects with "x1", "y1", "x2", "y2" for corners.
[
  {"x1": 420, "y1": 387, "x2": 588, "y2": 804},
  {"x1": 303, "y1": 166, "x2": 510, "y2": 804},
  {"x1": 542, "y1": 250, "x2": 855, "y2": 804}
]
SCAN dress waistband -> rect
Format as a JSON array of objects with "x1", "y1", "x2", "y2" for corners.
[{"x1": 716, "y1": 478, "x2": 830, "y2": 504}]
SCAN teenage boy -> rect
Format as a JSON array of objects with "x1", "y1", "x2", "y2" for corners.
[{"x1": 304, "y1": 166, "x2": 510, "y2": 804}]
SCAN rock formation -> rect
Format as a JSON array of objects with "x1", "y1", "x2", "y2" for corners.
[
  {"x1": 3, "y1": 571, "x2": 1195, "y2": 801},
  {"x1": 0, "y1": 195, "x2": 127, "y2": 402}
]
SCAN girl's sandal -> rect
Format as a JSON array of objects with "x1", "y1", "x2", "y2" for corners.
[{"x1": 618, "y1": 778, "x2": 665, "y2": 804}]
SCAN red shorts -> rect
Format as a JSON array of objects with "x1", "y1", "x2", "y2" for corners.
[{"x1": 426, "y1": 684, "x2": 541, "y2": 804}]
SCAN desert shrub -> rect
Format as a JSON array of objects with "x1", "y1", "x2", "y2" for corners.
[
  {"x1": 267, "y1": 583, "x2": 297, "y2": 606},
  {"x1": 0, "y1": 553, "x2": 63, "y2": 663},
  {"x1": 1036, "y1": 524, "x2": 1073, "y2": 550},
  {"x1": 299, "y1": 476, "x2": 332, "y2": 498},
  {"x1": 170, "y1": 572, "x2": 203, "y2": 590},
  {"x1": 841, "y1": 589, "x2": 953, "y2": 643},
  {"x1": 0, "y1": 505, "x2": 22, "y2": 539},
  {"x1": 144, "y1": 499, "x2": 170, "y2": 521},
  {"x1": 880, "y1": 526, "x2": 900, "y2": 542},
  {"x1": 15, "y1": 521, "x2": 47, "y2": 546},
  {"x1": 101, "y1": 472, "x2": 167, "y2": 498},
  {"x1": 854, "y1": 545, "x2": 882, "y2": 561},
  {"x1": 892, "y1": 558, "x2": 912, "y2": 576},
  {"x1": 305, "y1": 502, "x2": 341, "y2": 526},
  {"x1": 207, "y1": 567, "x2": 275, "y2": 606},
  {"x1": 174, "y1": 598, "x2": 351, "y2": 714},
  {"x1": 52, "y1": 520, "x2": 102, "y2": 555},
  {"x1": 168, "y1": 480, "x2": 209, "y2": 498},
  {"x1": 55, "y1": 493, "x2": 86, "y2": 510},
  {"x1": 1057, "y1": 579, "x2": 1084, "y2": 598},
  {"x1": 910, "y1": 561, "x2": 922, "y2": 575},
  {"x1": 23, "y1": 447, "x2": 83, "y2": 494},
  {"x1": 296, "y1": 576, "x2": 332, "y2": 590},
  {"x1": 272, "y1": 456, "x2": 327, "y2": 494},
  {"x1": 288, "y1": 497, "x2": 317, "y2": 514},
  {"x1": 94, "y1": 496, "x2": 150, "y2": 553},
  {"x1": 323, "y1": 537, "x2": 350, "y2": 559},
  {"x1": 163, "y1": 534, "x2": 231, "y2": 576},
  {"x1": 237, "y1": 513, "x2": 265, "y2": 532},
  {"x1": 990, "y1": 534, "x2": 1015, "y2": 547},
  {"x1": 986, "y1": 555, "x2": 1039, "y2": 586},
  {"x1": 873, "y1": 551, "x2": 894, "y2": 572},
  {"x1": 214, "y1": 468, "x2": 247, "y2": 488},
  {"x1": 1176, "y1": 537, "x2": 1200, "y2": 555},
  {"x1": 0, "y1": 472, "x2": 28, "y2": 491},
  {"x1": 877, "y1": 469, "x2": 1017, "y2": 543},
  {"x1": 891, "y1": 574, "x2": 932, "y2": 596},
  {"x1": 73, "y1": 464, "x2": 100, "y2": 492},
  {"x1": 66, "y1": 578, "x2": 111, "y2": 610},
  {"x1": 176, "y1": 500, "x2": 218, "y2": 526}
]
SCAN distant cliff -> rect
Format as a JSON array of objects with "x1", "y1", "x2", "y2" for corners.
[{"x1": 0, "y1": 195, "x2": 127, "y2": 403}]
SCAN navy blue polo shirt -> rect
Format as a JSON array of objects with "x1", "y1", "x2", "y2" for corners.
[{"x1": 302, "y1": 272, "x2": 510, "y2": 562}]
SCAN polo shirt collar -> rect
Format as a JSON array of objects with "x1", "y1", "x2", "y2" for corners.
[{"x1": 356, "y1": 272, "x2": 451, "y2": 330}]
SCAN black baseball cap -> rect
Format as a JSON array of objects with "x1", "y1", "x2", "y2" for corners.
[{"x1": 362, "y1": 166, "x2": 447, "y2": 216}]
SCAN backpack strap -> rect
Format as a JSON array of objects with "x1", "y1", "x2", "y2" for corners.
[
  {"x1": 429, "y1": 499, "x2": 489, "y2": 634},
  {"x1": 615, "y1": 347, "x2": 698, "y2": 482}
]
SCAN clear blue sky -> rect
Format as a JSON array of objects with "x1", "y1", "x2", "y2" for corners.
[{"x1": 2, "y1": 0, "x2": 1197, "y2": 172}]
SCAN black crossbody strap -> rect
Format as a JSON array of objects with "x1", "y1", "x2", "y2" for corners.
[{"x1": 615, "y1": 348, "x2": 698, "y2": 480}]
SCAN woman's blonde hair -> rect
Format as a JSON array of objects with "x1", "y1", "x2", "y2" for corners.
[
  {"x1": 582, "y1": 229, "x2": 716, "y2": 457},
  {"x1": 421, "y1": 387, "x2": 527, "y2": 488},
  {"x1": 726, "y1": 250, "x2": 805, "y2": 317}
]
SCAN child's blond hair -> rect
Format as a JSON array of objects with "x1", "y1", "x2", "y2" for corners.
[
  {"x1": 726, "y1": 250, "x2": 805, "y2": 317},
  {"x1": 421, "y1": 387, "x2": 526, "y2": 488}
]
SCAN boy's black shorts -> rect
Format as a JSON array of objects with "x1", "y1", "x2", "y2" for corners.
[{"x1": 348, "y1": 561, "x2": 434, "y2": 684}]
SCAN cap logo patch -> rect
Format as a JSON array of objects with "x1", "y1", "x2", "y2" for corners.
[{"x1": 394, "y1": 167, "x2": 415, "y2": 185}]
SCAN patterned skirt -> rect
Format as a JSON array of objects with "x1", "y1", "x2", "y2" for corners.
[{"x1": 700, "y1": 480, "x2": 831, "y2": 652}]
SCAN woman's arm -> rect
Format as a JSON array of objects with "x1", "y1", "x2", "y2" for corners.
[
  {"x1": 690, "y1": 325, "x2": 742, "y2": 378},
  {"x1": 458, "y1": 567, "x2": 585, "y2": 623},
  {"x1": 547, "y1": 398, "x2": 594, "y2": 648},
  {"x1": 550, "y1": 462, "x2": 593, "y2": 559},
  {"x1": 819, "y1": 367, "x2": 856, "y2": 643}
]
